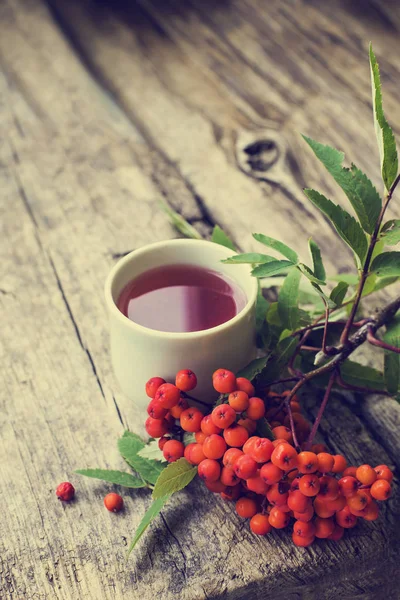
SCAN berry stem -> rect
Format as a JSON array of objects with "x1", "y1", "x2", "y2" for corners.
[
  {"x1": 305, "y1": 371, "x2": 336, "y2": 449},
  {"x1": 366, "y1": 327, "x2": 400, "y2": 354},
  {"x1": 285, "y1": 398, "x2": 300, "y2": 452}
]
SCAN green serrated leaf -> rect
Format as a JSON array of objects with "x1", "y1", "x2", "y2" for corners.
[
  {"x1": 369, "y1": 44, "x2": 398, "y2": 191},
  {"x1": 138, "y1": 440, "x2": 166, "y2": 463},
  {"x1": 127, "y1": 495, "x2": 170, "y2": 555},
  {"x1": 370, "y1": 252, "x2": 400, "y2": 278},
  {"x1": 211, "y1": 225, "x2": 236, "y2": 251},
  {"x1": 222, "y1": 253, "x2": 275, "y2": 265},
  {"x1": 266, "y1": 302, "x2": 282, "y2": 327},
  {"x1": 159, "y1": 199, "x2": 202, "y2": 240},
  {"x1": 302, "y1": 136, "x2": 381, "y2": 234},
  {"x1": 330, "y1": 281, "x2": 349, "y2": 306},
  {"x1": 373, "y1": 276, "x2": 399, "y2": 292},
  {"x1": 237, "y1": 354, "x2": 271, "y2": 381},
  {"x1": 256, "y1": 418, "x2": 275, "y2": 441},
  {"x1": 118, "y1": 431, "x2": 165, "y2": 485},
  {"x1": 340, "y1": 360, "x2": 385, "y2": 391},
  {"x1": 252, "y1": 260, "x2": 294, "y2": 278},
  {"x1": 256, "y1": 284, "x2": 269, "y2": 334},
  {"x1": 152, "y1": 458, "x2": 197, "y2": 499},
  {"x1": 310, "y1": 283, "x2": 336, "y2": 309},
  {"x1": 75, "y1": 469, "x2": 146, "y2": 488},
  {"x1": 383, "y1": 316, "x2": 400, "y2": 394},
  {"x1": 308, "y1": 238, "x2": 326, "y2": 282},
  {"x1": 304, "y1": 189, "x2": 368, "y2": 265},
  {"x1": 299, "y1": 263, "x2": 327, "y2": 286},
  {"x1": 381, "y1": 220, "x2": 400, "y2": 246},
  {"x1": 257, "y1": 337, "x2": 298, "y2": 386},
  {"x1": 253, "y1": 233, "x2": 298, "y2": 263},
  {"x1": 278, "y1": 267, "x2": 301, "y2": 330}
]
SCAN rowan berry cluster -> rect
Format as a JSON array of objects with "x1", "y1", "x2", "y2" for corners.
[{"x1": 144, "y1": 369, "x2": 394, "y2": 547}]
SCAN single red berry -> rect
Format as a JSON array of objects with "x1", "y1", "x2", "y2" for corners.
[
  {"x1": 338, "y1": 475, "x2": 359, "y2": 498},
  {"x1": 145, "y1": 377, "x2": 166, "y2": 398},
  {"x1": 294, "y1": 504, "x2": 314, "y2": 522},
  {"x1": 287, "y1": 490, "x2": 311, "y2": 514},
  {"x1": 163, "y1": 439, "x2": 185, "y2": 463},
  {"x1": 260, "y1": 462, "x2": 284, "y2": 485},
  {"x1": 104, "y1": 493, "x2": 123, "y2": 513},
  {"x1": 201, "y1": 414, "x2": 222, "y2": 436},
  {"x1": 297, "y1": 451, "x2": 318, "y2": 474},
  {"x1": 268, "y1": 506, "x2": 290, "y2": 529},
  {"x1": 318, "y1": 476, "x2": 339, "y2": 501},
  {"x1": 292, "y1": 533, "x2": 314, "y2": 547},
  {"x1": 314, "y1": 517, "x2": 334, "y2": 539},
  {"x1": 195, "y1": 430, "x2": 207, "y2": 444},
  {"x1": 246, "y1": 474, "x2": 269, "y2": 495},
  {"x1": 271, "y1": 426, "x2": 292, "y2": 443},
  {"x1": 220, "y1": 485, "x2": 241, "y2": 502},
  {"x1": 332, "y1": 454, "x2": 347, "y2": 474},
  {"x1": 363, "y1": 500, "x2": 379, "y2": 521},
  {"x1": 324, "y1": 495, "x2": 346, "y2": 513},
  {"x1": 236, "y1": 377, "x2": 255, "y2": 397},
  {"x1": 317, "y1": 453, "x2": 335, "y2": 473},
  {"x1": 347, "y1": 490, "x2": 371, "y2": 512},
  {"x1": 180, "y1": 407, "x2": 203, "y2": 432},
  {"x1": 236, "y1": 497, "x2": 258, "y2": 518},
  {"x1": 250, "y1": 513, "x2": 272, "y2": 535},
  {"x1": 290, "y1": 401, "x2": 302, "y2": 414},
  {"x1": 267, "y1": 483, "x2": 289, "y2": 507},
  {"x1": 370, "y1": 479, "x2": 391, "y2": 501},
  {"x1": 234, "y1": 455, "x2": 258, "y2": 480},
  {"x1": 223, "y1": 424, "x2": 249, "y2": 448},
  {"x1": 243, "y1": 436, "x2": 260, "y2": 455},
  {"x1": 356, "y1": 464, "x2": 377, "y2": 486},
  {"x1": 237, "y1": 418, "x2": 257, "y2": 434},
  {"x1": 313, "y1": 497, "x2": 335, "y2": 519},
  {"x1": 170, "y1": 397, "x2": 189, "y2": 419},
  {"x1": 374, "y1": 464, "x2": 393, "y2": 483},
  {"x1": 336, "y1": 506, "x2": 357, "y2": 529},
  {"x1": 56, "y1": 482, "x2": 75, "y2": 502},
  {"x1": 272, "y1": 438, "x2": 288, "y2": 448},
  {"x1": 311, "y1": 443, "x2": 328, "y2": 454},
  {"x1": 293, "y1": 520, "x2": 315, "y2": 538},
  {"x1": 223, "y1": 448, "x2": 244, "y2": 468},
  {"x1": 145, "y1": 416, "x2": 169, "y2": 438},
  {"x1": 246, "y1": 397, "x2": 265, "y2": 420},
  {"x1": 154, "y1": 383, "x2": 181, "y2": 409},
  {"x1": 175, "y1": 369, "x2": 197, "y2": 392},
  {"x1": 212, "y1": 369, "x2": 237, "y2": 394},
  {"x1": 342, "y1": 466, "x2": 357, "y2": 478},
  {"x1": 205, "y1": 479, "x2": 227, "y2": 493},
  {"x1": 203, "y1": 434, "x2": 227, "y2": 460},
  {"x1": 299, "y1": 474, "x2": 320, "y2": 497},
  {"x1": 158, "y1": 436, "x2": 169, "y2": 450},
  {"x1": 228, "y1": 390, "x2": 249, "y2": 412},
  {"x1": 221, "y1": 466, "x2": 240, "y2": 487},
  {"x1": 147, "y1": 398, "x2": 168, "y2": 419},
  {"x1": 198, "y1": 459, "x2": 221, "y2": 482},
  {"x1": 328, "y1": 524, "x2": 344, "y2": 541},
  {"x1": 184, "y1": 442, "x2": 206, "y2": 466},
  {"x1": 211, "y1": 404, "x2": 236, "y2": 429},
  {"x1": 251, "y1": 438, "x2": 274, "y2": 464},
  {"x1": 271, "y1": 443, "x2": 298, "y2": 471}
]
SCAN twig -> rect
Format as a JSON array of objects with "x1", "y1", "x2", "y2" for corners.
[
  {"x1": 263, "y1": 376, "x2": 300, "y2": 388},
  {"x1": 367, "y1": 327, "x2": 400, "y2": 354},
  {"x1": 285, "y1": 399, "x2": 300, "y2": 451},
  {"x1": 306, "y1": 371, "x2": 336, "y2": 449}
]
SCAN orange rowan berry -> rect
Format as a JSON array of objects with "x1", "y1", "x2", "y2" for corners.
[
  {"x1": 223, "y1": 424, "x2": 249, "y2": 448},
  {"x1": 236, "y1": 377, "x2": 255, "y2": 397},
  {"x1": 313, "y1": 497, "x2": 335, "y2": 519},
  {"x1": 237, "y1": 418, "x2": 257, "y2": 434},
  {"x1": 223, "y1": 448, "x2": 243, "y2": 468},
  {"x1": 104, "y1": 493, "x2": 123, "y2": 513},
  {"x1": 317, "y1": 453, "x2": 335, "y2": 473},
  {"x1": 145, "y1": 416, "x2": 169, "y2": 438},
  {"x1": 212, "y1": 369, "x2": 236, "y2": 394},
  {"x1": 236, "y1": 497, "x2": 258, "y2": 519},
  {"x1": 311, "y1": 443, "x2": 328, "y2": 454},
  {"x1": 293, "y1": 520, "x2": 315, "y2": 538},
  {"x1": 338, "y1": 476, "x2": 358, "y2": 498},
  {"x1": 299, "y1": 474, "x2": 320, "y2": 497},
  {"x1": 268, "y1": 506, "x2": 290, "y2": 529},
  {"x1": 228, "y1": 391, "x2": 249, "y2": 412},
  {"x1": 154, "y1": 383, "x2": 181, "y2": 409},
  {"x1": 147, "y1": 398, "x2": 169, "y2": 419},
  {"x1": 363, "y1": 500, "x2": 379, "y2": 521},
  {"x1": 56, "y1": 482, "x2": 75, "y2": 502},
  {"x1": 145, "y1": 377, "x2": 166, "y2": 398},
  {"x1": 198, "y1": 459, "x2": 221, "y2": 482},
  {"x1": 205, "y1": 479, "x2": 226, "y2": 493},
  {"x1": 342, "y1": 466, "x2": 357, "y2": 478},
  {"x1": 211, "y1": 404, "x2": 236, "y2": 429},
  {"x1": 370, "y1": 479, "x2": 391, "y2": 500},
  {"x1": 297, "y1": 451, "x2": 319, "y2": 474},
  {"x1": 292, "y1": 533, "x2": 314, "y2": 547},
  {"x1": 332, "y1": 454, "x2": 347, "y2": 474},
  {"x1": 325, "y1": 495, "x2": 346, "y2": 513},
  {"x1": 246, "y1": 474, "x2": 269, "y2": 495},
  {"x1": 271, "y1": 443, "x2": 298, "y2": 471},
  {"x1": 314, "y1": 517, "x2": 334, "y2": 539},
  {"x1": 318, "y1": 476, "x2": 339, "y2": 501},
  {"x1": 290, "y1": 476, "x2": 300, "y2": 491},
  {"x1": 184, "y1": 443, "x2": 206, "y2": 465},
  {"x1": 327, "y1": 524, "x2": 344, "y2": 541},
  {"x1": 294, "y1": 504, "x2": 314, "y2": 522},
  {"x1": 243, "y1": 436, "x2": 260, "y2": 455},
  {"x1": 260, "y1": 462, "x2": 284, "y2": 485},
  {"x1": 347, "y1": 490, "x2": 371, "y2": 512},
  {"x1": 201, "y1": 414, "x2": 222, "y2": 436},
  {"x1": 221, "y1": 466, "x2": 240, "y2": 487},
  {"x1": 203, "y1": 434, "x2": 227, "y2": 460},
  {"x1": 246, "y1": 397, "x2": 266, "y2": 420},
  {"x1": 234, "y1": 455, "x2": 258, "y2": 480},
  {"x1": 266, "y1": 483, "x2": 289, "y2": 507},
  {"x1": 356, "y1": 464, "x2": 377, "y2": 486},
  {"x1": 195, "y1": 431, "x2": 207, "y2": 444},
  {"x1": 170, "y1": 397, "x2": 189, "y2": 419},
  {"x1": 374, "y1": 464, "x2": 393, "y2": 483},
  {"x1": 163, "y1": 439, "x2": 184, "y2": 462},
  {"x1": 180, "y1": 407, "x2": 203, "y2": 432},
  {"x1": 250, "y1": 513, "x2": 272, "y2": 535},
  {"x1": 220, "y1": 485, "x2": 241, "y2": 502},
  {"x1": 251, "y1": 438, "x2": 274, "y2": 464},
  {"x1": 336, "y1": 506, "x2": 357, "y2": 528},
  {"x1": 272, "y1": 438, "x2": 288, "y2": 448},
  {"x1": 287, "y1": 490, "x2": 311, "y2": 514},
  {"x1": 272, "y1": 426, "x2": 292, "y2": 443},
  {"x1": 175, "y1": 369, "x2": 197, "y2": 392}
]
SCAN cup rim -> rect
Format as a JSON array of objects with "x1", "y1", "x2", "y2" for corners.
[{"x1": 104, "y1": 238, "x2": 258, "y2": 339}]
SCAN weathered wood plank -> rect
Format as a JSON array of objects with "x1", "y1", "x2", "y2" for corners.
[{"x1": 1, "y1": 0, "x2": 400, "y2": 598}]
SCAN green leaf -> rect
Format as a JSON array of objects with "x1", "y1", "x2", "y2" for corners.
[
  {"x1": 222, "y1": 253, "x2": 275, "y2": 265},
  {"x1": 159, "y1": 199, "x2": 202, "y2": 240},
  {"x1": 329, "y1": 273, "x2": 359, "y2": 286},
  {"x1": 256, "y1": 418, "x2": 275, "y2": 441},
  {"x1": 257, "y1": 337, "x2": 298, "y2": 386},
  {"x1": 304, "y1": 189, "x2": 368, "y2": 265},
  {"x1": 373, "y1": 276, "x2": 399, "y2": 292},
  {"x1": 308, "y1": 238, "x2": 326, "y2": 282},
  {"x1": 252, "y1": 260, "x2": 294, "y2": 278},
  {"x1": 369, "y1": 44, "x2": 398, "y2": 191},
  {"x1": 152, "y1": 458, "x2": 197, "y2": 499},
  {"x1": 118, "y1": 431, "x2": 165, "y2": 485},
  {"x1": 211, "y1": 225, "x2": 236, "y2": 251},
  {"x1": 253, "y1": 233, "x2": 298, "y2": 263},
  {"x1": 138, "y1": 440, "x2": 166, "y2": 463},
  {"x1": 330, "y1": 281, "x2": 349, "y2": 306},
  {"x1": 127, "y1": 495, "x2": 170, "y2": 555},
  {"x1": 302, "y1": 136, "x2": 381, "y2": 234},
  {"x1": 278, "y1": 267, "x2": 301, "y2": 330},
  {"x1": 340, "y1": 360, "x2": 385, "y2": 391},
  {"x1": 255, "y1": 284, "x2": 269, "y2": 334},
  {"x1": 266, "y1": 302, "x2": 282, "y2": 327},
  {"x1": 381, "y1": 220, "x2": 400, "y2": 246},
  {"x1": 383, "y1": 316, "x2": 400, "y2": 394},
  {"x1": 370, "y1": 252, "x2": 400, "y2": 278},
  {"x1": 75, "y1": 469, "x2": 146, "y2": 488},
  {"x1": 237, "y1": 354, "x2": 271, "y2": 381}
]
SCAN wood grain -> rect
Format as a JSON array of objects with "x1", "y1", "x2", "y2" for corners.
[{"x1": 1, "y1": 0, "x2": 399, "y2": 598}]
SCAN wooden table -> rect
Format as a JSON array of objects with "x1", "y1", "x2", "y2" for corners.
[{"x1": 1, "y1": 1, "x2": 400, "y2": 598}]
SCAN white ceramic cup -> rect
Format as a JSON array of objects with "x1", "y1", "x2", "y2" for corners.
[{"x1": 105, "y1": 239, "x2": 258, "y2": 414}]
